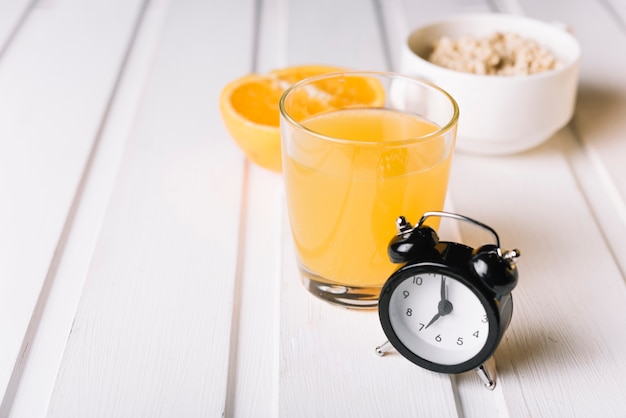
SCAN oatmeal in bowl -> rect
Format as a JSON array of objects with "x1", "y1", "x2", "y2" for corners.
[
  {"x1": 428, "y1": 32, "x2": 560, "y2": 76},
  {"x1": 402, "y1": 14, "x2": 580, "y2": 155}
]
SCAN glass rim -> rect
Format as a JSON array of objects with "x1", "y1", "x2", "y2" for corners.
[{"x1": 278, "y1": 70, "x2": 460, "y2": 146}]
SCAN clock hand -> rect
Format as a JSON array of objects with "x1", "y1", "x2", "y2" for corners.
[
  {"x1": 424, "y1": 312, "x2": 441, "y2": 329},
  {"x1": 440, "y1": 275, "x2": 447, "y2": 302},
  {"x1": 425, "y1": 300, "x2": 454, "y2": 329},
  {"x1": 439, "y1": 275, "x2": 453, "y2": 315},
  {"x1": 425, "y1": 277, "x2": 453, "y2": 329}
]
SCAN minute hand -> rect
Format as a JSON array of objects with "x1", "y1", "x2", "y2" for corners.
[{"x1": 439, "y1": 276, "x2": 453, "y2": 316}]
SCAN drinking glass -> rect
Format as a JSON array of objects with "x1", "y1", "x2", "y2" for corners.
[{"x1": 279, "y1": 72, "x2": 459, "y2": 308}]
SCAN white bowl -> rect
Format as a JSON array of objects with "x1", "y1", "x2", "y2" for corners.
[{"x1": 401, "y1": 13, "x2": 581, "y2": 155}]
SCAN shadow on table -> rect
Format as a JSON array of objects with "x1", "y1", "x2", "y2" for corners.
[{"x1": 493, "y1": 321, "x2": 594, "y2": 384}]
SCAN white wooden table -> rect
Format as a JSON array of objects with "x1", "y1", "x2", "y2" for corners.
[{"x1": 1, "y1": 0, "x2": 625, "y2": 416}]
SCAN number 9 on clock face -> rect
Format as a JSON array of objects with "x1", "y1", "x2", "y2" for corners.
[{"x1": 379, "y1": 267, "x2": 506, "y2": 374}]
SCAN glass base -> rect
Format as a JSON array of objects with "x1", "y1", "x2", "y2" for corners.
[{"x1": 299, "y1": 268, "x2": 381, "y2": 309}]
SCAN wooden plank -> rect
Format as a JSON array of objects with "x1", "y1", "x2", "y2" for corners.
[
  {"x1": 0, "y1": 0, "x2": 33, "y2": 51},
  {"x1": 449, "y1": 132, "x2": 626, "y2": 417},
  {"x1": 480, "y1": 2, "x2": 626, "y2": 413},
  {"x1": 273, "y1": 0, "x2": 461, "y2": 415},
  {"x1": 0, "y1": 0, "x2": 146, "y2": 412},
  {"x1": 380, "y1": 1, "x2": 519, "y2": 417},
  {"x1": 45, "y1": 0, "x2": 253, "y2": 416},
  {"x1": 255, "y1": 0, "x2": 288, "y2": 72},
  {"x1": 513, "y1": 0, "x2": 626, "y2": 274},
  {"x1": 284, "y1": 0, "x2": 388, "y2": 71},
  {"x1": 7, "y1": 0, "x2": 172, "y2": 416},
  {"x1": 606, "y1": 0, "x2": 626, "y2": 21},
  {"x1": 221, "y1": 0, "x2": 286, "y2": 415},
  {"x1": 385, "y1": 0, "x2": 626, "y2": 416},
  {"x1": 224, "y1": 165, "x2": 282, "y2": 417}
]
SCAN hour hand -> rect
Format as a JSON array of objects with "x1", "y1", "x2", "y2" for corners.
[{"x1": 424, "y1": 312, "x2": 441, "y2": 329}]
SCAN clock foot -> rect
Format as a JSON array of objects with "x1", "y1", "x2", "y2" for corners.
[
  {"x1": 375, "y1": 340, "x2": 392, "y2": 356},
  {"x1": 476, "y1": 364, "x2": 496, "y2": 390}
]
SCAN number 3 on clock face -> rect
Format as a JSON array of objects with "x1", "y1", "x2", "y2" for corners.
[{"x1": 379, "y1": 266, "x2": 508, "y2": 374}]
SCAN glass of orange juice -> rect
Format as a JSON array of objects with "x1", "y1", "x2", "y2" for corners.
[{"x1": 279, "y1": 72, "x2": 459, "y2": 308}]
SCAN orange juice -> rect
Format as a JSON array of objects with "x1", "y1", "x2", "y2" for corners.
[{"x1": 283, "y1": 107, "x2": 454, "y2": 289}]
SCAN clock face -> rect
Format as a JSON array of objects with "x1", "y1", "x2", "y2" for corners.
[{"x1": 387, "y1": 270, "x2": 491, "y2": 367}]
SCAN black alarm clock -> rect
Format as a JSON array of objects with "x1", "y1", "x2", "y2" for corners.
[{"x1": 376, "y1": 211, "x2": 520, "y2": 389}]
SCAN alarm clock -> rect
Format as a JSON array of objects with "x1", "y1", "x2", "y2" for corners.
[{"x1": 376, "y1": 211, "x2": 520, "y2": 389}]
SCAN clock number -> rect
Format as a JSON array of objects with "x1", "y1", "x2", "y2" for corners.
[
  {"x1": 418, "y1": 323, "x2": 425, "y2": 331},
  {"x1": 482, "y1": 315, "x2": 488, "y2": 323},
  {"x1": 406, "y1": 308, "x2": 413, "y2": 317},
  {"x1": 435, "y1": 334, "x2": 442, "y2": 342},
  {"x1": 457, "y1": 337, "x2": 464, "y2": 345},
  {"x1": 412, "y1": 276, "x2": 423, "y2": 285},
  {"x1": 402, "y1": 290, "x2": 409, "y2": 299},
  {"x1": 473, "y1": 330, "x2": 480, "y2": 338}
]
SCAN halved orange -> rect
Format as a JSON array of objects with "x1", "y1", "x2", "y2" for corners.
[{"x1": 219, "y1": 65, "x2": 385, "y2": 172}]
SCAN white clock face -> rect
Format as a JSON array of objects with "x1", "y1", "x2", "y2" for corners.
[{"x1": 389, "y1": 271, "x2": 489, "y2": 365}]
